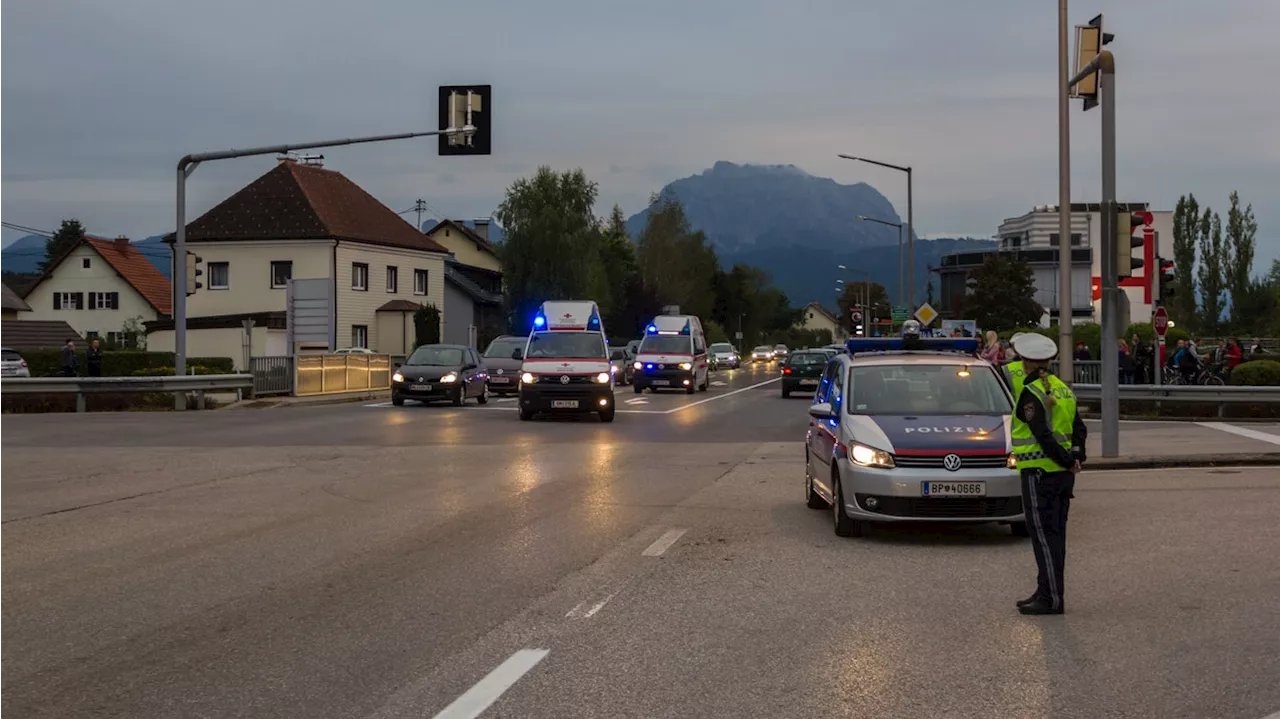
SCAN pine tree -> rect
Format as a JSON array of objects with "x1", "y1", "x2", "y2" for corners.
[
  {"x1": 1170, "y1": 195, "x2": 1199, "y2": 328},
  {"x1": 1195, "y1": 208, "x2": 1227, "y2": 334},
  {"x1": 40, "y1": 219, "x2": 87, "y2": 273}
]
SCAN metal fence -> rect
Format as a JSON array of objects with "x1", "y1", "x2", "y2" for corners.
[
  {"x1": 294, "y1": 353, "x2": 391, "y2": 396},
  {"x1": 1050, "y1": 360, "x2": 1102, "y2": 384},
  {"x1": 249, "y1": 356, "x2": 294, "y2": 396}
]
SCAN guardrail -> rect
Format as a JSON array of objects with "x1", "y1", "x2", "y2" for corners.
[
  {"x1": 249, "y1": 356, "x2": 293, "y2": 396},
  {"x1": 1051, "y1": 360, "x2": 1102, "y2": 384},
  {"x1": 1, "y1": 374, "x2": 254, "y2": 412},
  {"x1": 1072, "y1": 383, "x2": 1280, "y2": 417}
]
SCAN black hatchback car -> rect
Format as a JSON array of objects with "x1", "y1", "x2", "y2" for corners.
[
  {"x1": 781, "y1": 350, "x2": 830, "y2": 398},
  {"x1": 392, "y1": 344, "x2": 489, "y2": 406}
]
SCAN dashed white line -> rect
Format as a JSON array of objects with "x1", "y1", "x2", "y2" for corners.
[
  {"x1": 429, "y1": 649, "x2": 549, "y2": 719},
  {"x1": 1194, "y1": 421, "x2": 1280, "y2": 447},
  {"x1": 496, "y1": 397, "x2": 516, "y2": 403},
  {"x1": 364, "y1": 402, "x2": 394, "y2": 408},
  {"x1": 624, "y1": 398, "x2": 650, "y2": 405},
  {"x1": 663, "y1": 377, "x2": 781, "y2": 414},
  {"x1": 642, "y1": 528, "x2": 688, "y2": 556},
  {"x1": 565, "y1": 589, "x2": 620, "y2": 619}
]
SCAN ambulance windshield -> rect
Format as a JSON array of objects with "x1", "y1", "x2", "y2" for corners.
[
  {"x1": 525, "y1": 332, "x2": 606, "y2": 359},
  {"x1": 638, "y1": 335, "x2": 692, "y2": 354}
]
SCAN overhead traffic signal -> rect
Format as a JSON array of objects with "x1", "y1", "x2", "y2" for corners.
[
  {"x1": 185, "y1": 251, "x2": 203, "y2": 296},
  {"x1": 1117, "y1": 211, "x2": 1144, "y2": 279},
  {"x1": 1075, "y1": 14, "x2": 1115, "y2": 111}
]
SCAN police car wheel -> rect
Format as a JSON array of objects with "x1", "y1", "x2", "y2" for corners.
[
  {"x1": 1010, "y1": 521, "x2": 1030, "y2": 537},
  {"x1": 832, "y1": 469, "x2": 865, "y2": 538}
]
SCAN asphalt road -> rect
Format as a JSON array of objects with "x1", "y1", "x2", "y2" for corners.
[{"x1": 4, "y1": 361, "x2": 1280, "y2": 719}]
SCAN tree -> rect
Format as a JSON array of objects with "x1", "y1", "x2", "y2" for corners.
[
  {"x1": 1224, "y1": 191, "x2": 1259, "y2": 329},
  {"x1": 635, "y1": 199, "x2": 718, "y2": 320},
  {"x1": 926, "y1": 277, "x2": 936, "y2": 306},
  {"x1": 413, "y1": 304, "x2": 441, "y2": 347},
  {"x1": 836, "y1": 282, "x2": 890, "y2": 333},
  {"x1": 596, "y1": 204, "x2": 642, "y2": 334},
  {"x1": 40, "y1": 219, "x2": 87, "y2": 273},
  {"x1": 496, "y1": 167, "x2": 605, "y2": 332},
  {"x1": 1195, "y1": 208, "x2": 1227, "y2": 334},
  {"x1": 962, "y1": 255, "x2": 1043, "y2": 331},
  {"x1": 1170, "y1": 195, "x2": 1200, "y2": 329}
]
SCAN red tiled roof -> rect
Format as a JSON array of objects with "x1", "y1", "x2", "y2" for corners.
[
  {"x1": 85, "y1": 238, "x2": 173, "y2": 315},
  {"x1": 180, "y1": 161, "x2": 448, "y2": 253},
  {"x1": 427, "y1": 219, "x2": 498, "y2": 257},
  {"x1": 376, "y1": 300, "x2": 425, "y2": 312}
]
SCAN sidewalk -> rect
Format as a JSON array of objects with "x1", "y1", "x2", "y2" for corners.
[
  {"x1": 1084, "y1": 420, "x2": 1280, "y2": 469},
  {"x1": 221, "y1": 389, "x2": 389, "y2": 410}
]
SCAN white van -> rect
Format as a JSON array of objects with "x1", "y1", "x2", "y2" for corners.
[
  {"x1": 632, "y1": 314, "x2": 709, "y2": 394},
  {"x1": 514, "y1": 300, "x2": 615, "y2": 422}
]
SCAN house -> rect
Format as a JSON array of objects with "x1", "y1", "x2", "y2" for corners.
[
  {"x1": 19, "y1": 236, "x2": 172, "y2": 346},
  {"x1": 425, "y1": 219, "x2": 504, "y2": 347},
  {"x1": 0, "y1": 320, "x2": 82, "y2": 351},
  {"x1": 2, "y1": 282, "x2": 32, "y2": 319},
  {"x1": 145, "y1": 158, "x2": 451, "y2": 366},
  {"x1": 800, "y1": 301, "x2": 844, "y2": 340}
]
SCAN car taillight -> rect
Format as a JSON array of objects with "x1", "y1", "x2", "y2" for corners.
[
  {"x1": 21, "y1": 360, "x2": 28, "y2": 367},
  {"x1": 783, "y1": 367, "x2": 791, "y2": 374}
]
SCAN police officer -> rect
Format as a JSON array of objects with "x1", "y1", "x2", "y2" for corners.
[
  {"x1": 1009, "y1": 333, "x2": 1087, "y2": 615},
  {"x1": 1002, "y1": 332, "x2": 1026, "y2": 397}
]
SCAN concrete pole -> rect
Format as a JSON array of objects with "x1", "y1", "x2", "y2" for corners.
[
  {"x1": 1057, "y1": 0, "x2": 1074, "y2": 385},
  {"x1": 897, "y1": 223, "x2": 904, "y2": 307},
  {"x1": 1099, "y1": 62, "x2": 1120, "y2": 458},
  {"x1": 906, "y1": 168, "x2": 915, "y2": 310}
]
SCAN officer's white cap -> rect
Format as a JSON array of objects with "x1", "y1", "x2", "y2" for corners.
[
  {"x1": 1010, "y1": 331, "x2": 1025, "y2": 341},
  {"x1": 1010, "y1": 333, "x2": 1058, "y2": 361}
]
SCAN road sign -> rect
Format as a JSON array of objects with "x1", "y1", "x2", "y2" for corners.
[
  {"x1": 851, "y1": 310, "x2": 862, "y2": 322},
  {"x1": 734, "y1": 331, "x2": 743, "y2": 340},
  {"x1": 890, "y1": 307, "x2": 909, "y2": 321},
  {"x1": 438, "y1": 85, "x2": 491, "y2": 156},
  {"x1": 913, "y1": 302, "x2": 939, "y2": 327},
  {"x1": 1153, "y1": 306, "x2": 1170, "y2": 337}
]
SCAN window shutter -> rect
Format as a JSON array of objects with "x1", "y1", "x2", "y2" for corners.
[
  {"x1": 88, "y1": 292, "x2": 97, "y2": 310},
  {"x1": 54, "y1": 294, "x2": 61, "y2": 310},
  {"x1": 75, "y1": 292, "x2": 84, "y2": 309},
  {"x1": 110, "y1": 292, "x2": 119, "y2": 310}
]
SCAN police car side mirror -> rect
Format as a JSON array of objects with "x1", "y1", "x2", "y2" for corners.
[
  {"x1": 808, "y1": 402, "x2": 836, "y2": 420},
  {"x1": 511, "y1": 348, "x2": 523, "y2": 360}
]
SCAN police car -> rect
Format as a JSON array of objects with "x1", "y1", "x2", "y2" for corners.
[{"x1": 803, "y1": 336, "x2": 1028, "y2": 538}]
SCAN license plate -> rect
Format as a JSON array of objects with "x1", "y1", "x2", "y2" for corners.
[
  {"x1": 411, "y1": 384, "x2": 432, "y2": 391},
  {"x1": 552, "y1": 400, "x2": 579, "y2": 409},
  {"x1": 922, "y1": 481, "x2": 986, "y2": 497},
  {"x1": 799, "y1": 379, "x2": 818, "y2": 386},
  {"x1": 651, "y1": 379, "x2": 670, "y2": 386},
  {"x1": 490, "y1": 377, "x2": 510, "y2": 384}
]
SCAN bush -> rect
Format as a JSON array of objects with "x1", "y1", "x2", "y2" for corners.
[
  {"x1": 414, "y1": 304, "x2": 441, "y2": 347},
  {"x1": 132, "y1": 365, "x2": 223, "y2": 377},
  {"x1": 1229, "y1": 359, "x2": 1280, "y2": 386},
  {"x1": 703, "y1": 319, "x2": 730, "y2": 346},
  {"x1": 20, "y1": 350, "x2": 233, "y2": 377}
]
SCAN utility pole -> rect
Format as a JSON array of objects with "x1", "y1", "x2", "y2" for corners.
[
  {"x1": 413, "y1": 199, "x2": 428, "y2": 231},
  {"x1": 1057, "y1": 0, "x2": 1074, "y2": 385}
]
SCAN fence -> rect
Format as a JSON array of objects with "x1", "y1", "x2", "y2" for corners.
[
  {"x1": 294, "y1": 353, "x2": 392, "y2": 396},
  {"x1": 249, "y1": 356, "x2": 294, "y2": 396},
  {"x1": 1, "y1": 374, "x2": 254, "y2": 412},
  {"x1": 1072, "y1": 383, "x2": 1280, "y2": 417},
  {"x1": 1050, "y1": 360, "x2": 1102, "y2": 384}
]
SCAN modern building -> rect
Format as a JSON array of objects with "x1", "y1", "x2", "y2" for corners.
[
  {"x1": 424, "y1": 219, "x2": 504, "y2": 347},
  {"x1": 19, "y1": 236, "x2": 172, "y2": 346},
  {"x1": 933, "y1": 203, "x2": 1171, "y2": 326}
]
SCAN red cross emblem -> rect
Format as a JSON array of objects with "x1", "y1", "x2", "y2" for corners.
[{"x1": 562, "y1": 313, "x2": 572, "y2": 319}]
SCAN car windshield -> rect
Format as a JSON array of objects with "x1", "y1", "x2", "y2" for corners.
[
  {"x1": 848, "y1": 363, "x2": 1012, "y2": 416},
  {"x1": 484, "y1": 337, "x2": 525, "y2": 358},
  {"x1": 2, "y1": 350, "x2": 22, "y2": 361},
  {"x1": 526, "y1": 332, "x2": 606, "y2": 359},
  {"x1": 639, "y1": 335, "x2": 692, "y2": 354},
  {"x1": 710, "y1": 343, "x2": 734, "y2": 353},
  {"x1": 407, "y1": 347, "x2": 465, "y2": 366},
  {"x1": 753, "y1": 346, "x2": 772, "y2": 353},
  {"x1": 788, "y1": 352, "x2": 828, "y2": 366}
]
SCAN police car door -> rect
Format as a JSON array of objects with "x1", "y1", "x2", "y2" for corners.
[{"x1": 808, "y1": 359, "x2": 842, "y2": 481}]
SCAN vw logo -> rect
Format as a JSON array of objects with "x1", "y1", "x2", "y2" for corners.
[
  {"x1": 658, "y1": 363, "x2": 665, "y2": 369},
  {"x1": 942, "y1": 454, "x2": 963, "y2": 471},
  {"x1": 495, "y1": 368, "x2": 503, "y2": 375},
  {"x1": 418, "y1": 376, "x2": 424, "y2": 382},
  {"x1": 560, "y1": 375, "x2": 570, "y2": 384}
]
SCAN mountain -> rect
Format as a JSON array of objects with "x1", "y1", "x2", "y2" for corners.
[{"x1": 625, "y1": 162, "x2": 996, "y2": 307}]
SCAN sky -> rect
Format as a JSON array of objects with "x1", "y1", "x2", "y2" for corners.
[{"x1": 3, "y1": 0, "x2": 1278, "y2": 272}]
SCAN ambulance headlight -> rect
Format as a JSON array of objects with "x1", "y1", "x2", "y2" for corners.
[
  {"x1": 633, "y1": 361, "x2": 643, "y2": 370},
  {"x1": 595, "y1": 372, "x2": 611, "y2": 384},
  {"x1": 680, "y1": 362, "x2": 692, "y2": 370},
  {"x1": 521, "y1": 372, "x2": 536, "y2": 384}
]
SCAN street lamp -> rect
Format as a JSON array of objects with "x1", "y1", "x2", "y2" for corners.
[
  {"x1": 857, "y1": 215, "x2": 905, "y2": 306},
  {"x1": 837, "y1": 154, "x2": 914, "y2": 308}
]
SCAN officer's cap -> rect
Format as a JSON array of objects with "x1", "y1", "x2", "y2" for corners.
[{"x1": 1010, "y1": 333, "x2": 1058, "y2": 361}]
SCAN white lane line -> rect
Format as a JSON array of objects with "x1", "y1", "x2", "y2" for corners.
[
  {"x1": 364, "y1": 402, "x2": 394, "y2": 408},
  {"x1": 624, "y1": 398, "x2": 649, "y2": 405},
  {"x1": 710, "y1": 380, "x2": 727, "y2": 386},
  {"x1": 642, "y1": 528, "x2": 688, "y2": 556},
  {"x1": 664, "y1": 377, "x2": 781, "y2": 414},
  {"x1": 565, "y1": 590, "x2": 620, "y2": 619},
  {"x1": 430, "y1": 649, "x2": 549, "y2": 719},
  {"x1": 497, "y1": 397, "x2": 516, "y2": 403},
  {"x1": 1194, "y1": 422, "x2": 1280, "y2": 447}
]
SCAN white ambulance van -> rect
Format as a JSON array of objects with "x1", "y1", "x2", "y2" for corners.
[
  {"x1": 632, "y1": 314, "x2": 709, "y2": 394},
  {"x1": 514, "y1": 300, "x2": 615, "y2": 422}
]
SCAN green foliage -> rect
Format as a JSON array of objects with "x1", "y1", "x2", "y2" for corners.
[
  {"x1": 596, "y1": 204, "x2": 644, "y2": 335},
  {"x1": 963, "y1": 255, "x2": 1043, "y2": 331},
  {"x1": 20, "y1": 350, "x2": 232, "y2": 377},
  {"x1": 703, "y1": 319, "x2": 730, "y2": 345},
  {"x1": 836, "y1": 282, "x2": 890, "y2": 334},
  {"x1": 635, "y1": 199, "x2": 718, "y2": 320},
  {"x1": 40, "y1": 219, "x2": 86, "y2": 273},
  {"x1": 1229, "y1": 359, "x2": 1280, "y2": 387},
  {"x1": 709, "y1": 263, "x2": 796, "y2": 350},
  {"x1": 1170, "y1": 194, "x2": 1200, "y2": 329},
  {"x1": 773, "y1": 328, "x2": 834, "y2": 349},
  {"x1": 1224, "y1": 191, "x2": 1258, "y2": 328},
  {"x1": 413, "y1": 304, "x2": 441, "y2": 347},
  {"x1": 132, "y1": 365, "x2": 223, "y2": 376},
  {"x1": 1195, "y1": 207, "x2": 1227, "y2": 334}
]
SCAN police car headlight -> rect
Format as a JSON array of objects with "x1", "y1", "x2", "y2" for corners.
[
  {"x1": 633, "y1": 361, "x2": 643, "y2": 370},
  {"x1": 595, "y1": 372, "x2": 611, "y2": 384},
  {"x1": 521, "y1": 372, "x2": 536, "y2": 384},
  {"x1": 680, "y1": 362, "x2": 693, "y2": 370},
  {"x1": 849, "y1": 443, "x2": 895, "y2": 469},
  {"x1": 440, "y1": 372, "x2": 458, "y2": 384},
  {"x1": 1006, "y1": 453, "x2": 1018, "y2": 470},
  {"x1": 392, "y1": 372, "x2": 404, "y2": 383}
]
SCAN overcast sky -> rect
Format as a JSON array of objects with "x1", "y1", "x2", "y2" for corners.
[{"x1": 3, "y1": 0, "x2": 1277, "y2": 270}]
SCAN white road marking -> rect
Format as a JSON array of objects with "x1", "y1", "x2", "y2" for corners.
[
  {"x1": 624, "y1": 398, "x2": 650, "y2": 405},
  {"x1": 565, "y1": 589, "x2": 620, "y2": 619},
  {"x1": 664, "y1": 377, "x2": 781, "y2": 414},
  {"x1": 364, "y1": 402, "x2": 394, "y2": 408},
  {"x1": 710, "y1": 380, "x2": 727, "y2": 386},
  {"x1": 430, "y1": 649, "x2": 549, "y2": 719},
  {"x1": 497, "y1": 397, "x2": 516, "y2": 403},
  {"x1": 642, "y1": 528, "x2": 688, "y2": 556},
  {"x1": 1194, "y1": 422, "x2": 1280, "y2": 447}
]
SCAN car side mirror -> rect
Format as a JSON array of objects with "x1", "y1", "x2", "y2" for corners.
[
  {"x1": 511, "y1": 348, "x2": 523, "y2": 360},
  {"x1": 808, "y1": 402, "x2": 835, "y2": 420}
]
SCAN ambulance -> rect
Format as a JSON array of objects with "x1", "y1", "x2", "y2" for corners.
[
  {"x1": 514, "y1": 300, "x2": 615, "y2": 422},
  {"x1": 632, "y1": 314, "x2": 710, "y2": 394}
]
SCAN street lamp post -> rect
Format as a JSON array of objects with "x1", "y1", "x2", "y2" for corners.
[
  {"x1": 837, "y1": 154, "x2": 913, "y2": 309},
  {"x1": 857, "y1": 215, "x2": 904, "y2": 306}
]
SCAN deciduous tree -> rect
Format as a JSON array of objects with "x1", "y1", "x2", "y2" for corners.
[
  {"x1": 40, "y1": 219, "x2": 87, "y2": 273},
  {"x1": 963, "y1": 255, "x2": 1043, "y2": 331},
  {"x1": 1195, "y1": 208, "x2": 1227, "y2": 334},
  {"x1": 1170, "y1": 195, "x2": 1200, "y2": 328}
]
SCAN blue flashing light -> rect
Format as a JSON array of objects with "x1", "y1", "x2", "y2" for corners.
[
  {"x1": 647, "y1": 324, "x2": 658, "y2": 334},
  {"x1": 533, "y1": 316, "x2": 546, "y2": 328},
  {"x1": 845, "y1": 337, "x2": 979, "y2": 354}
]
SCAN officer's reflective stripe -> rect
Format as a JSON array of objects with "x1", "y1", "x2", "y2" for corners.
[
  {"x1": 1012, "y1": 435, "x2": 1070, "y2": 447},
  {"x1": 1017, "y1": 450, "x2": 1049, "y2": 460}
]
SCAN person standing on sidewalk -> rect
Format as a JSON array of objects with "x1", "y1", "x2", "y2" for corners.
[
  {"x1": 1009, "y1": 333, "x2": 1087, "y2": 616},
  {"x1": 59, "y1": 338, "x2": 79, "y2": 377},
  {"x1": 86, "y1": 339, "x2": 104, "y2": 377}
]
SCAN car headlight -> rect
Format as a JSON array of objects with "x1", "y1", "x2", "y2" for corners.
[
  {"x1": 439, "y1": 372, "x2": 458, "y2": 384},
  {"x1": 595, "y1": 372, "x2": 611, "y2": 384},
  {"x1": 679, "y1": 362, "x2": 692, "y2": 370},
  {"x1": 849, "y1": 443, "x2": 896, "y2": 469},
  {"x1": 521, "y1": 372, "x2": 535, "y2": 384},
  {"x1": 392, "y1": 371, "x2": 404, "y2": 383},
  {"x1": 610, "y1": 365, "x2": 618, "y2": 374},
  {"x1": 633, "y1": 361, "x2": 643, "y2": 370},
  {"x1": 1006, "y1": 453, "x2": 1018, "y2": 470}
]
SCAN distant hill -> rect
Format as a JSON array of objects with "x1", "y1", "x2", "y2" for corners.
[
  {"x1": 625, "y1": 162, "x2": 995, "y2": 307},
  {"x1": 2, "y1": 234, "x2": 172, "y2": 278}
]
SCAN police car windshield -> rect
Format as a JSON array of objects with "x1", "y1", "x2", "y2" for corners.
[
  {"x1": 639, "y1": 335, "x2": 692, "y2": 354},
  {"x1": 526, "y1": 332, "x2": 606, "y2": 359},
  {"x1": 848, "y1": 364, "x2": 1012, "y2": 416},
  {"x1": 483, "y1": 337, "x2": 525, "y2": 358}
]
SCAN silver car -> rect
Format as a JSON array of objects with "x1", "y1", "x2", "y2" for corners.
[
  {"x1": 804, "y1": 350, "x2": 1026, "y2": 538},
  {"x1": 2, "y1": 347, "x2": 31, "y2": 378},
  {"x1": 709, "y1": 342, "x2": 739, "y2": 369}
]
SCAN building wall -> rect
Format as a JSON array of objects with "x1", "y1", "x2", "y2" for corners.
[
  {"x1": 147, "y1": 325, "x2": 274, "y2": 370},
  {"x1": 186, "y1": 240, "x2": 333, "y2": 317},
  {"x1": 24, "y1": 244, "x2": 160, "y2": 340},
  {"x1": 802, "y1": 305, "x2": 842, "y2": 338},
  {"x1": 442, "y1": 281, "x2": 477, "y2": 346},
  {"x1": 334, "y1": 242, "x2": 445, "y2": 350},
  {"x1": 375, "y1": 311, "x2": 414, "y2": 355},
  {"x1": 427, "y1": 226, "x2": 501, "y2": 273}
]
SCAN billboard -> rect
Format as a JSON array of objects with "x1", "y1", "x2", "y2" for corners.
[{"x1": 941, "y1": 319, "x2": 978, "y2": 338}]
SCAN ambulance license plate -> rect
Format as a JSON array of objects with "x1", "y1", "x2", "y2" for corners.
[
  {"x1": 651, "y1": 379, "x2": 670, "y2": 386},
  {"x1": 921, "y1": 481, "x2": 986, "y2": 497},
  {"x1": 552, "y1": 400, "x2": 579, "y2": 409}
]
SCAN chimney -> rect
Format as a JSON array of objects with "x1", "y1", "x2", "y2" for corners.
[
  {"x1": 114, "y1": 235, "x2": 131, "y2": 247},
  {"x1": 472, "y1": 218, "x2": 490, "y2": 242}
]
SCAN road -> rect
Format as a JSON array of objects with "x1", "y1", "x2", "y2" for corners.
[{"x1": 4, "y1": 362, "x2": 1280, "y2": 719}]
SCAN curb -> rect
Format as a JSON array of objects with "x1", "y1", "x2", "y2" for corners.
[
  {"x1": 221, "y1": 391, "x2": 389, "y2": 410},
  {"x1": 1086, "y1": 453, "x2": 1280, "y2": 470}
]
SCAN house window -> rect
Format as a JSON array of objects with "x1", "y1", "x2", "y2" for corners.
[
  {"x1": 351, "y1": 325, "x2": 369, "y2": 348},
  {"x1": 209, "y1": 262, "x2": 230, "y2": 289},
  {"x1": 54, "y1": 292, "x2": 84, "y2": 310},
  {"x1": 82, "y1": 258, "x2": 91, "y2": 269},
  {"x1": 352, "y1": 262, "x2": 369, "y2": 291},
  {"x1": 414, "y1": 269, "x2": 428, "y2": 295},
  {"x1": 271, "y1": 261, "x2": 292, "y2": 289},
  {"x1": 386, "y1": 266, "x2": 398, "y2": 293},
  {"x1": 88, "y1": 292, "x2": 119, "y2": 310}
]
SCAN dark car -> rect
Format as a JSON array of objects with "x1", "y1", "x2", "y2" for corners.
[
  {"x1": 392, "y1": 344, "x2": 488, "y2": 406},
  {"x1": 482, "y1": 335, "x2": 527, "y2": 395},
  {"x1": 781, "y1": 350, "x2": 829, "y2": 398}
]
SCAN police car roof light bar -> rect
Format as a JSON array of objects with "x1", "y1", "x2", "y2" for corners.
[{"x1": 845, "y1": 337, "x2": 980, "y2": 355}]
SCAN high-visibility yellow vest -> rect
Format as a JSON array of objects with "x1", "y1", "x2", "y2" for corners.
[
  {"x1": 1003, "y1": 360, "x2": 1025, "y2": 399},
  {"x1": 1011, "y1": 374, "x2": 1077, "y2": 472}
]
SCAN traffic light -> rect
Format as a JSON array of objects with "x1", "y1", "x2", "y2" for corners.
[
  {"x1": 185, "y1": 251, "x2": 203, "y2": 296},
  {"x1": 1117, "y1": 211, "x2": 1144, "y2": 279},
  {"x1": 1157, "y1": 257, "x2": 1176, "y2": 305},
  {"x1": 1076, "y1": 14, "x2": 1115, "y2": 111},
  {"x1": 438, "y1": 85, "x2": 491, "y2": 156}
]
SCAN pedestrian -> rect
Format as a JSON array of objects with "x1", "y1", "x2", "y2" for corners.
[
  {"x1": 982, "y1": 330, "x2": 1003, "y2": 365},
  {"x1": 1009, "y1": 332, "x2": 1087, "y2": 616},
  {"x1": 1130, "y1": 334, "x2": 1150, "y2": 384},
  {"x1": 1118, "y1": 339, "x2": 1134, "y2": 384},
  {"x1": 1073, "y1": 341, "x2": 1091, "y2": 362},
  {"x1": 86, "y1": 338, "x2": 104, "y2": 377},
  {"x1": 1224, "y1": 337, "x2": 1243, "y2": 373},
  {"x1": 60, "y1": 338, "x2": 79, "y2": 377}
]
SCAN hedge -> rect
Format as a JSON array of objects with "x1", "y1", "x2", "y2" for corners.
[
  {"x1": 19, "y1": 350, "x2": 233, "y2": 377},
  {"x1": 1229, "y1": 359, "x2": 1280, "y2": 386}
]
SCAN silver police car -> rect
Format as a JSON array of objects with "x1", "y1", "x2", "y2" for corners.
[{"x1": 803, "y1": 339, "x2": 1027, "y2": 538}]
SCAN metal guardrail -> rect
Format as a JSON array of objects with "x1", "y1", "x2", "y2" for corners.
[
  {"x1": 250, "y1": 356, "x2": 293, "y2": 396},
  {"x1": 1, "y1": 374, "x2": 254, "y2": 412},
  {"x1": 294, "y1": 353, "x2": 391, "y2": 396},
  {"x1": 1072, "y1": 384, "x2": 1280, "y2": 403},
  {"x1": 1051, "y1": 360, "x2": 1102, "y2": 384}
]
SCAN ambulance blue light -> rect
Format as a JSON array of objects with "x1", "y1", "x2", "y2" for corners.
[
  {"x1": 647, "y1": 324, "x2": 658, "y2": 334},
  {"x1": 846, "y1": 337, "x2": 979, "y2": 354},
  {"x1": 533, "y1": 316, "x2": 546, "y2": 328}
]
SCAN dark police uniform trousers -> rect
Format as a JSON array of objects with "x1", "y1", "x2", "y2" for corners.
[{"x1": 1021, "y1": 468, "x2": 1075, "y2": 610}]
